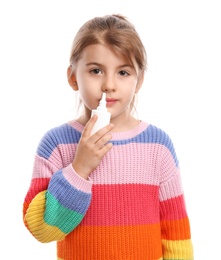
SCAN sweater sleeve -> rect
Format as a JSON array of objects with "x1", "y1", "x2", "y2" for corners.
[
  {"x1": 23, "y1": 126, "x2": 93, "y2": 243},
  {"x1": 159, "y1": 133, "x2": 194, "y2": 259}
]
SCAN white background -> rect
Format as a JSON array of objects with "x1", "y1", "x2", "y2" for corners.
[{"x1": 1, "y1": 0, "x2": 220, "y2": 259}]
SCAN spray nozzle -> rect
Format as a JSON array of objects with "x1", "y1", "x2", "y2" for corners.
[
  {"x1": 99, "y1": 92, "x2": 106, "y2": 106},
  {"x1": 96, "y1": 92, "x2": 107, "y2": 111}
]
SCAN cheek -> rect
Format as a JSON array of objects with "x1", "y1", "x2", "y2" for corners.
[
  {"x1": 124, "y1": 81, "x2": 138, "y2": 98},
  {"x1": 78, "y1": 89, "x2": 98, "y2": 111},
  {"x1": 128, "y1": 85, "x2": 138, "y2": 103},
  {"x1": 77, "y1": 77, "x2": 92, "y2": 98}
]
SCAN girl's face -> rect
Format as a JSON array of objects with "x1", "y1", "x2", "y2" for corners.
[{"x1": 72, "y1": 44, "x2": 142, "y2": 125}]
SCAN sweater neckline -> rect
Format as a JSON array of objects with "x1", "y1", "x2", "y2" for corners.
[{"x1": 68, "y1": 120, "x2": 149, "y2": 140}]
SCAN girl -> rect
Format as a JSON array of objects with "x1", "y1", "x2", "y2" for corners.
[{"x1": 23, "y1": 14, "x2": 194, "y2": 260}]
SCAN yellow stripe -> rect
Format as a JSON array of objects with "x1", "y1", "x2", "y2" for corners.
[
  {"x1": 57, "y1": 256, "x2": 162, "y2": 259},
  {"x1": 162, "y1": 239, "x2": 194, "y2": 259},
  {"x1": 25, "y1": 191, "x2": 66, "y2": 243}
]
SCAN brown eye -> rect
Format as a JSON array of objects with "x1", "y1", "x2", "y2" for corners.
[
  {"x1": 91, "y1": 68, "x2": 101, "y2": 74},
  {"x1": 119, "y1": 70, "x2": 129, "y2": 76}
]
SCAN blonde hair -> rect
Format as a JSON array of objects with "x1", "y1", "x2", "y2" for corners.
[{"x1": 69, "y1": 14, "x2": 147, "y2": 116}]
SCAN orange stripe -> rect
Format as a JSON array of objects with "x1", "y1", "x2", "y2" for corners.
[
  {"x1": 57, "y1": 224, "x2": 163, "y2": 260},
  {"x1": 161, "y1": 217, "x2": 191, "y2": 240}
]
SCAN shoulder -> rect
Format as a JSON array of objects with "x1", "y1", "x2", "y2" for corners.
[
  {"x1": 36, "y1": 121, "x2": 81, "y2": 158},
  {"x1": 42, "y1": 121, "x2": 81, "y2": 143},
  {"x1": 138, "y1": 121, "x2": 173, "y2": 145},
  {"x1": 142, "y1": 122, "x2": 178, "y2": 164},
  {"x1": 145, "y1": 123, "x2": 172, "y2": 143},
  {"x1": 140, "y1": 121, "x2": 177, "y2": 155}
]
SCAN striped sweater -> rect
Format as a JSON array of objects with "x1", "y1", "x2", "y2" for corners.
[{"x1": 23, "y1": 120, "x2": 194, "y2": 260}]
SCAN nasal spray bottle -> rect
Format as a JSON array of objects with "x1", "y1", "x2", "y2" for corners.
[{"x1": 90, "y1": 92, "x2": 111, "y2": 136}]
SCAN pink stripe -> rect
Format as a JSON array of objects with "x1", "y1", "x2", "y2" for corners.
[
  {"x1": 32, "y1": 155, "x2": 57, "y2": 178},
  {"x1": 159, "y1": 172, "x2": 183, "y2": 201},
  {"x1": 47, "y1": 143, "x2": 178, "y2": 185},
  {"x1": 48, "y1": 143, "x2": 76, "y2": 168},
  {"x1": 81, "y1": 184, "x2": 159, "y2": 226},
  {"x1": 91, "y1": 143, "x2": 178, "y2": 185},
  {"x1": 33, "y1": 144, "x2": 76, "y2": 178}
]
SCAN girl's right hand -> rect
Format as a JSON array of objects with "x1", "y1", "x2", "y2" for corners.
[{"x1": 72, "y1": 115, "x2": 114, "y2": 179}]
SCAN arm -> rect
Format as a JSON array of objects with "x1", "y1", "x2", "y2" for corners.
[
  {"x1": 23, "y1": 126, "x2": 93, "y2": 243},
  {"x1": 159, "y1": 135, "x2": 194, "y2": 259},
  {"x1": 23, "y1": 119, "x2": 114, "y2": 243}
]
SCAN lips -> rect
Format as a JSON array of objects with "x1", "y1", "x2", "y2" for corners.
[{"x1": 106, "y1": 98, "x2": 117, "y2": 106}]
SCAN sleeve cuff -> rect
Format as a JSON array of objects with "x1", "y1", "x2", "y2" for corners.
[{"x1": 62, "y1": 164, "x2": 93, "y2": 193}]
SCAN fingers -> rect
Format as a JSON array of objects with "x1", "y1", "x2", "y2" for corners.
[
  {"x1": 83, "y1": 115, "x2": 98, "y2": 137},
  {"x1": 83, "y1": 115, "x2": 114, "y2": 139},
  {"x1": 93, "y1": 125, "x2": 114, "y2": 141},
  {"x1": 72, "y1": 117, "x2": 114, "y2": 179},
  {"x1": 90, "y1": 123, "x2": 115, "y2": 143},
  {"x1": 94, "y1": 133, "x2": 113, "y2": 149},
  {"x1": 101, "y1": 141, "x2": 113, "y2": 153}
]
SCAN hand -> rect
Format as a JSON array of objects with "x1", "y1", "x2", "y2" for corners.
[{"x1": 72, "y1": 115, "x2": 114, "y2": 179}]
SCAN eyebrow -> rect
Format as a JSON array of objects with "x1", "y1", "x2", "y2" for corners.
[{"x1": 85, "y1": 62, "x2": 134, "y2": 69}]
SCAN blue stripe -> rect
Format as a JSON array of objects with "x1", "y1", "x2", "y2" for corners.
[
  {"x1": 48, "y1": 170, "x2": 91, "y2": 215},
  {"x1": 37, "y1": 123, "x2": 178, "y2": 166},
  {"x1": 37, "y1": 123, "x2": 81, "y2": 159}
]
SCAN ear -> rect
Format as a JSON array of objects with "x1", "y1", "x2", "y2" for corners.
[
  {"x1": 135, "y1": 71, "x2": 144, "y2": 93},
  {"x1": 67, "y1": 65, "x2": 78, "y2": 91}
]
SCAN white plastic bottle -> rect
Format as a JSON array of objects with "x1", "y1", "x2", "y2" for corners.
[{"x1": 90, "y1": 92, "x2": 111, "y2": 136}]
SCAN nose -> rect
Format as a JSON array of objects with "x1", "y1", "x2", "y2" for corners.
[{"x1": 101, "y1": 76, "x2": 116, "y2": 92}]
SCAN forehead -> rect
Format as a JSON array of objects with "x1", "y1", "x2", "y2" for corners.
[
  {"x1": 81, "y1": 44, "x2": 124, "y2": 61},
  {"x1": 79, "y1": 44, "x2": 139, "y2": 71}
]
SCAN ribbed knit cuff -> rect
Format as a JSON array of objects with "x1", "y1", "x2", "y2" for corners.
[{"x1": 62, "y1": 164, "x2": 93, "y2": 193}]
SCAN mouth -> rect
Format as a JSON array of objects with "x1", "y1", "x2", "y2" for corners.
[{"x1": 106, "y1": 98, "x2": 117, "y2": 106}]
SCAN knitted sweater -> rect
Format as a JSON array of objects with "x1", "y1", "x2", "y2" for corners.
[{"x1": 23, "y1": 120, "x2": 194, "y2": 260}]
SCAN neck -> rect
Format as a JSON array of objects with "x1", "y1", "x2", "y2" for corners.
[{"x1": 110, "y1": 116, "x2": 140, "y2": 132}]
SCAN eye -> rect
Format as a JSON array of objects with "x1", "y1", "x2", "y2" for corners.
[
  {"x1": 90, "y1": 68, "x2": 102, "y2": 74},
  {"x1": 119, "y1": 70, "x2": 129, "y2": 76}
]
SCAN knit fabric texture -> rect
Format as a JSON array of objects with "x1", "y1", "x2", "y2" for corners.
[{"x1": 23, "y1": 120, "x2": 194, "y2": 260}]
